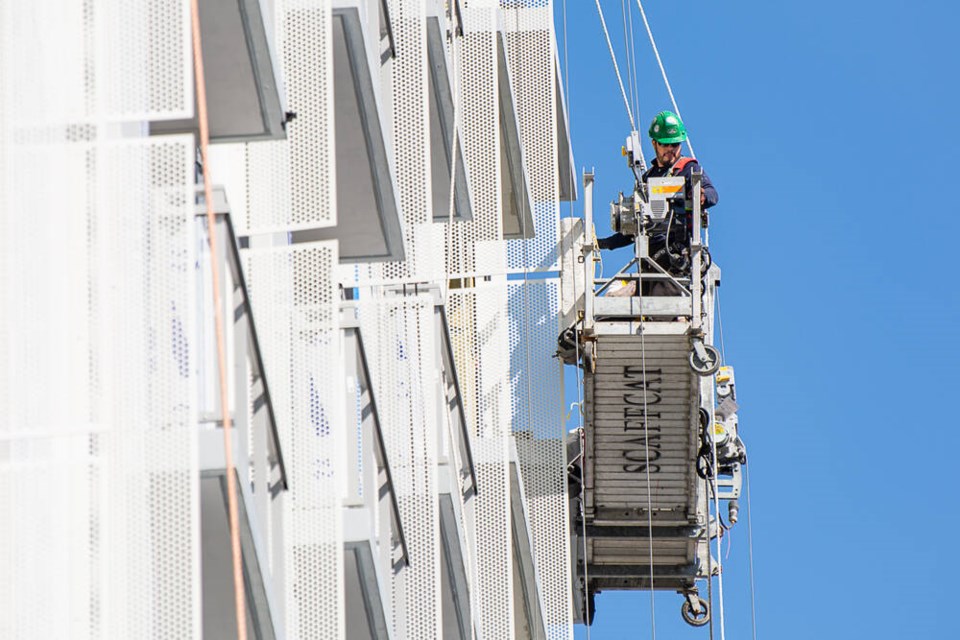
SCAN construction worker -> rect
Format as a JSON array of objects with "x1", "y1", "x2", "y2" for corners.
[{"x1": 597, "y1": 111, "x2": 718, "y2": 260}]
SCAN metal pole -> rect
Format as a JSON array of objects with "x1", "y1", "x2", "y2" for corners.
[
  {"x1": 583, "y1": 170, "x2": 595, "y2": 333},
  {"x1": 691, "y1": 172, "x2": 703, "y2": 332}
]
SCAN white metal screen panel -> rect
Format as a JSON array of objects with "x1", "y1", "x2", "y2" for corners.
[
  {"x1": 243, "y1": 0, "x2": 336, "y2": 234},
  {"x1": 448, "y1": 8, "x2": 506, "y2": 278},
  {"x1": 0, "y1": 135, "x2": 198, "y2": 639},
  {"x1": 243, "y1": 241, "x2": 344, "y2": 640},
  {"x1": 1, "y1": 1, "x2": 191, "y2": 127},
  {"x1": 507, "y1": 278, "x2": 572, "y2": 639},
  {"x1": 447, "y1": 282, "x2": 514, "y2": 638},
  {"x1": 347, "y1": 0, "x2": 436, "y2": 287},
  {"x1": 359, "y1": 294, "x2": 442, "y2": 639},
  {"x1": 502, "y1": 4, "x2": 561, "y2": 272}
]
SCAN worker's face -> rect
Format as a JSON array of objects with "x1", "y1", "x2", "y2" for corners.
[{"x1": 653, "y1": 140, "x2": 682, "y2": 166}]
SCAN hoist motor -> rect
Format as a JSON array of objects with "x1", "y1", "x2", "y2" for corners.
[{"x1": 609, "y1": 176, "x2": 688, "y2": 237}]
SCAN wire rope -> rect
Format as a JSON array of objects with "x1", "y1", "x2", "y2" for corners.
[
  {"x1": 189, "y1": 1, "x2": 247, "y2": 637},
  {"x1": 706, "y1": 502, "x2": 715, "y2": 640},
  {"x1": 745, "y1": 461, "x2": 759, "y2": 640},
  {"x1": 717, "y1": 267, "x2": 756, "y2": 640},
  {"x1": 708, "y1": 408, "x2": 727, "y2": 640},
  {"x1": 635, "y1": 248, "x2": 657, "y2": 640},
  {"x1": 634, "y1": 0, "x2": 696, "y2": 159},
  {"x1": 620, "y1": 0, "x2": 635, "y2": 121},
  {"x1": 593, "y1": 0, "x2": 636, "y2": 130},
  {"x1": 625, "y1": 0, "x2": 641, "y2": 129}
]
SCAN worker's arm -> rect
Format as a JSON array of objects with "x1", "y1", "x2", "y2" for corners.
[
  {"x1": 596, "y1": 232, "x2": 634, "y2": 250},
  {"x1": 679, "y1": 161, "x2": 719, "y2": 209},
  {"x1": 700, "y1": 169, "x2": 719, "y2": 209}
]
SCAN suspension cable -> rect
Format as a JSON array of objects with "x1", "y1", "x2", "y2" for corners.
[
  {"x1": 593, "y1": 0, "x2": 636, "y2": 130},
  {"x1": 636, "y1": 254, "x2": 657, "y2": 639},
  {"x1": 718, "y1": 285, "x2": 755, "y2": 638},
  {"x1": 708, "y1": 410, "x2": 727, "y2": 640},
  {"x1": 625, "y1": 0, "x2": 641, "y2": 129},
  {"x1": 620, "y1": 0, "x2": 635, "y2": 121},
  {"x1": 745, "y1": 453, "x2": 759, "y2": 640},
  {"x1": 189, "y1": 1, "x2": 247, "y2": 637},
  {"x1": 634, "y1": 0, "x2": 696, "y2": 159},
  {"x1": 706, "y1": 496, "x2": 715, "y2": 640}
]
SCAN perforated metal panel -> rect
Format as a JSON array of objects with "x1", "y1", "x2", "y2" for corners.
[
  {"x1": 345, "y1": 0, "x2": 437, "y2": 286},
  {"x1": 0, "y1": 135, "x2": 198, "y2": 639},
  {"x1": 502, "y1": 4, "x2": 561, "y2": 273},
  {"x1": 243, "y1": 241, "x2": 344, "y2": 639},
  {"x1": 243, "y1": 0, "x2": 336, "y2": 234},
  {"x1": 359, "y1": 294, "x2": 442, "y2": 639},
  {"x1": 2, "y1": 0, "x2": 191, "y2": 127},
  {"x1": 447, "y1": 282, "x2": 514, "y2": 639},
  {"x1": 507, "y1": 278, "x2": 572, "y2": 639},
  {"x1": 449, "y1": 8, "x2": 506, "y2": 278},
  {"x1": 499, "y1": 4, "x2": 574, "y2": 636}
]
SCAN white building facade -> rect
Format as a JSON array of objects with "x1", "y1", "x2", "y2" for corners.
[{"x1": 0, "y1": 1, "x2": 575, "y2": 638}]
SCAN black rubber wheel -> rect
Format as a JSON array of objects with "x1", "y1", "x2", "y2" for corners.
[
  {"x1": 689, "y1": 344, "x2": 721, "y2": 376},
  {"x1": 681, "y1": 597, "x2": 710, "y2": 627}
]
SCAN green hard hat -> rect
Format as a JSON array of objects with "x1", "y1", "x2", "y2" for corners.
[{"x1": 648, "y1": 110, "x2": 687, "y2": 144}]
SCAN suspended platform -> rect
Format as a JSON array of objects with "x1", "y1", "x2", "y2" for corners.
[{"x1": 561, "y1": 171, "x2": 745, "y2": 628}]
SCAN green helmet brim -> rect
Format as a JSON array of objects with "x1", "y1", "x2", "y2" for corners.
[{"x1": 653, "y1": 133, "x2": 687, "y2": 144}]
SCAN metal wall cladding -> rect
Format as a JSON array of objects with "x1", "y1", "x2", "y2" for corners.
[
  {"x1": 503, "y1": 3, "x2": 572, "y2": 638},
  {"x1": 1, "y1": 3, "x2": 199, "y2": 637},
  {"x1": 352, "y1": 0, "x2": 435, "y2": 286},
  {"x1": 244, "y1": 241, "x2": 344, "y2": 639},
  {"x1": 508, "y1": 279, "x2": 573, "y2": 640},
  {"x1": 243, "y1": 0, "x2": 337, "y2": 235},
  {"x1": 0, "y1": 136, "x2": 199, "y2": 639},
  {"x1": 503, "y1": 4, "x2": 562, "y2": 273},
  {"x1": 359, "y1": 294, "x2": 442, "y2": 639},
  {"x1": 1, "y1": 0, "x2": 192, "y2": 128}
]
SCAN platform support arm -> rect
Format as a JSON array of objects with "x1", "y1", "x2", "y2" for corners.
[
  {"x1": 691, "y1": 171, "x2": 703, "y2": 333},
  {"x1": 583, "y1": 170, "x2": 595, "y2": 334}
]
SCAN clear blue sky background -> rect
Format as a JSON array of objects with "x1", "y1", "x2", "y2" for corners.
[{"x1": 556, "y1": 1, "x2": 960, "y2": 638}]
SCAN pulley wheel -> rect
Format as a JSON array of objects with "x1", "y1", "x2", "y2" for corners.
[
  {"x1": 689, "y1": 344, "x2": 721, "y2": 376},
  {"x1": 681, "y1": 597, "x2": 710, "y2": 627}
]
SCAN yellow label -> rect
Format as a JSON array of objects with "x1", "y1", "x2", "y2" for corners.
[{"x1": 651, "y1": 184, "x2": 683, "y2": 195}]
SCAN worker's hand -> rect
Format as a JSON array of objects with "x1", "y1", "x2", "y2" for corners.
[{"x1": 700, "y1": 190, "x2": 706, "y2": 206}]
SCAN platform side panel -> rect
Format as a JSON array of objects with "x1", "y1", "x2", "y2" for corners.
[
  {"x1": 589, "y1": 334, "x2": 699, "y2": 520},
  {"x1": 507, "y1": 278, "x2": 573, "y2": 640},
  {"x1": 360, "y1": 294, "x2": 442, "y2": 639},
  {"x1": 244, "y1": 242, "x2": 345, "y2": 640}
]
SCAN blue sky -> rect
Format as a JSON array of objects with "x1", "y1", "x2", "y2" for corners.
[{"x1": 557, "y1": 1, "x2": 960, "y2": 638}]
